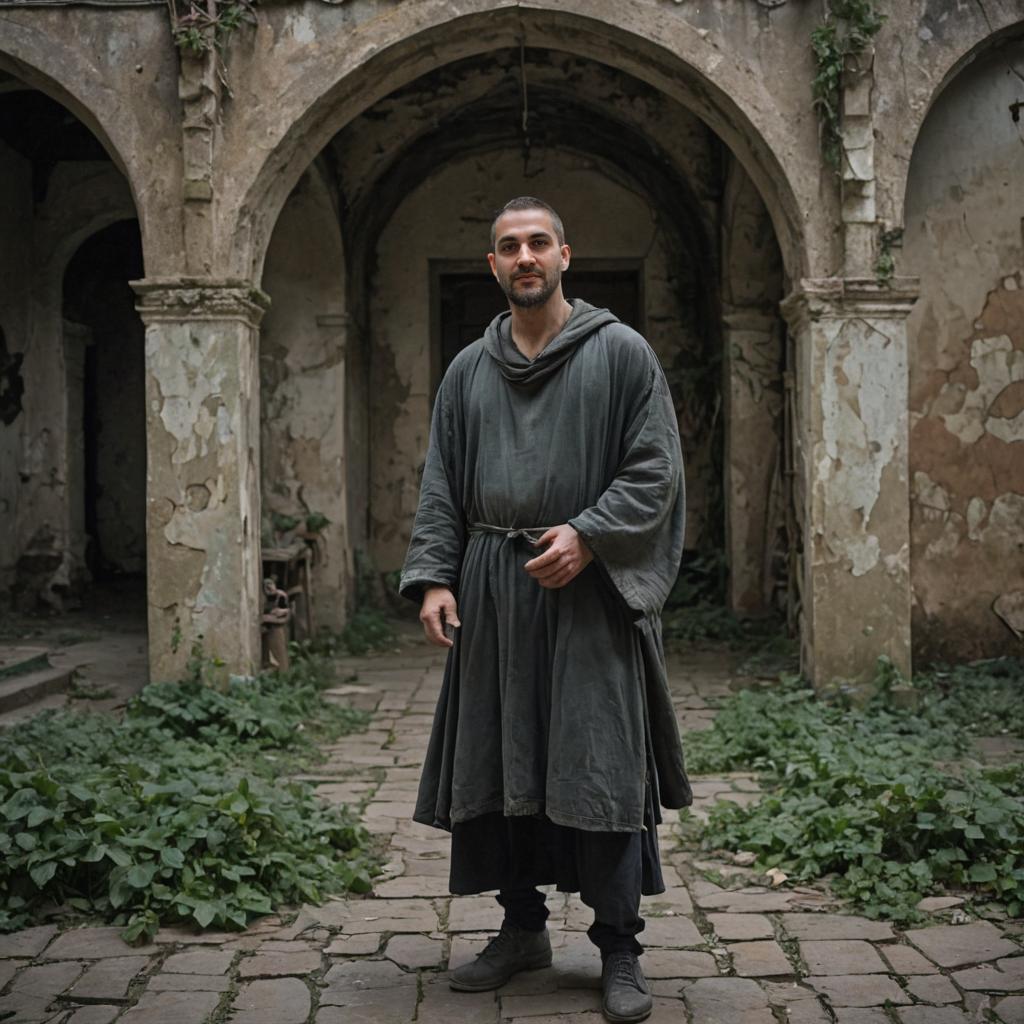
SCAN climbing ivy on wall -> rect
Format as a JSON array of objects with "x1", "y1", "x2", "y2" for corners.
[
  {"x1": 168, "y1": 0, "x2": 257, "y2": 57},
  {"x1": 811, "y1": 0, "x2": 885, "y2": 169}
]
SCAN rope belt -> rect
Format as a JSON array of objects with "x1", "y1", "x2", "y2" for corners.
[{"x1": 469, "y1": 522, "x2": 555, "y2": 546}]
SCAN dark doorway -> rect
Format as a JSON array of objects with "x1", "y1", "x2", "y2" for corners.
[
  {"x1": 433, "y1": 262, "x2": 643, "y2": 381},
  {"x1": 63, "y1": 220, "x2": 146, "y2": 583}
]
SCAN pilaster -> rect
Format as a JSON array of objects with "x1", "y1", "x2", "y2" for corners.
[
  {"x1": 133, "y1": 277, "x2": 269, "y2": 681},
  {"x1": 781, "y1": 277, "x2": 918, "y2": 688}
]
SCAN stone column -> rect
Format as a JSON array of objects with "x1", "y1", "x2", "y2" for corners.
[
  {"x1": 781, "y1": 277, "x2": 918, "y2": 689},
  {"x1": 722, "y1": 308, "x2": 784, "y2": 614},
  {"x1": 133, "y1": 279, "x2": 269, "y2": 681}
]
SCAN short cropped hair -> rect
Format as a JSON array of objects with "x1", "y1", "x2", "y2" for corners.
[{"x1": 490, "y1": 196, "x2": 566, "y2": 249}]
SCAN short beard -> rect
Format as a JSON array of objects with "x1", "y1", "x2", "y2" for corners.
[{"x1": 503, "y1": 272, "x2": 559, "y2": 309}]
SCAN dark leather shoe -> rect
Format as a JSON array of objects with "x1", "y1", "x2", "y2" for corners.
[
  {"x1": 601, "y1": 951, "x2": 652, "y2": 1023},
  {"x1": 449, "y1": 922, "x2": 552, "y2": 992}
]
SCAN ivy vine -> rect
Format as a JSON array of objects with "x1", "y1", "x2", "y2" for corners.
[
  {"x1": 811, "y1": 0, "x2": 885, "y2": 170},
  {"x1": 168, "y1": 0, "x2": 257, "y2": 58},
  {"x1": 874, "y1": 226, "x2": 903, "y2": 286}
]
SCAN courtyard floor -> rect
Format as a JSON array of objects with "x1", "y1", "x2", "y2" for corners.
[{"x1": 1, "y1": 638, "x2": 1022, "y2": 1023}]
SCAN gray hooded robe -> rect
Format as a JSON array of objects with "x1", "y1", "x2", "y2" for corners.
[{"x1": 400, "y1": 299, "x2": 691, "y2": 836}]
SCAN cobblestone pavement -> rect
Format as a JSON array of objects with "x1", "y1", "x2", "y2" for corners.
[{"x1": 2, "y1": 642, "x2": 1022, "y2": 1023}]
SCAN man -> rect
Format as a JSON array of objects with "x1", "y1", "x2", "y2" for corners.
[{"x1": 400, "y1": 196, "x2": 690, "y2": 1024}]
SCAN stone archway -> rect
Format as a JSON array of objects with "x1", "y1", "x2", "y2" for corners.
[
  {"x1": 0, "y1": 73, "x2": 145, "y2": 613},
  {"x1": 220, "y1": 2, "x2": 813, "y2": 287},
  {"x1": 248, "y1": 38, "x2": 794, "y2": 633},
  {"x1": 0, "y1": 22, "x2": 183, "y2": 279},
  {"x1": 62, "y1": 220, "x2": 147, "y2": 591}
]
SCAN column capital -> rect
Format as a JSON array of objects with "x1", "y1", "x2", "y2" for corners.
[
  {"x1": 781, "y1": 277, "x2": 919, "y2": 329},
  {"x1": 131, "y1": 277, "x2": 270, "y2": 328}
]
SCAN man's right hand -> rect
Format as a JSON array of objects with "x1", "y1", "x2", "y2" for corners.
[{"x1": 420, "y1": 586, "x2": 461, "y2": 648}]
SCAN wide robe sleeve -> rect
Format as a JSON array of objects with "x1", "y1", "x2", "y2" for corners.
[
  {"x1": 568, "y1": 332, "x2": 692, "y2": 810},
  {"x1": 399, "y1": 370, "x2": 467, "y2": 604},
  {"x1": 567, "y1": 336, "x2": 685, "y2": 619}
]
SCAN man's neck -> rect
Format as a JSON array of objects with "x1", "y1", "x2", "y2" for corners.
[{"x1": 509, "y1": 292, "x2": 574, "y2": 361}]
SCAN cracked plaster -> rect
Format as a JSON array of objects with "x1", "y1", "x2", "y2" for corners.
[
  {"x1": 819, "y1": 318, "x2": 906, "y2": 577},
  {"x1": 903, "y1": 36, "x2": 1024, "y2": 659}
]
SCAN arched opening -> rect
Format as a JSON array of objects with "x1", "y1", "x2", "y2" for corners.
[
  {"x1": 258, "y1": 44, "x2": 791, "y2": 625},
  {"x1": 62, "y1": 220, "x2": 146, "y2": 591},
  {"x1": 903, "y1": 31, "x2": 1024, "y2": 660},
  {"x1": 0, "y1": 71, "x2": 146, "y2": 628}
]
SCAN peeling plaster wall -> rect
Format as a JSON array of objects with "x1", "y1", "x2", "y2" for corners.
[
  {"x1": 368, "y1": 146, "x2": 708, "y2": 572},
  {"x1": 904, "y1": 40, "x2": 1024, "y2": 659},
  {"x1": 260, "y1": 168, "x2": 351, "y2": 629},
  {"x1": 141, "y1": 292, "x2": 264, "y2": 679}
]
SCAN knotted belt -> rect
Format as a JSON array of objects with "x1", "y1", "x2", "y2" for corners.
[{"x1": 469, "y1": 522, "x2": 555, "y2": 546}]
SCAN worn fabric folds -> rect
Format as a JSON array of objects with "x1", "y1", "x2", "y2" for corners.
[{"x1": 400, "y1": 299, "x2": 692, "y2": 835}]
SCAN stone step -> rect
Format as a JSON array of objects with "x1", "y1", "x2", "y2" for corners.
[
  {"x1": 0, "y1": 662, "x2": 75, "y2": 714},
  {"x1": 0, "y1": 646, "x2": 51, "y2": 681}
]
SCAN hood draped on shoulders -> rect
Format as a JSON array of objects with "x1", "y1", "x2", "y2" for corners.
[{"x1": 482, "y1": 298, "x2": 619, "y2": 388}]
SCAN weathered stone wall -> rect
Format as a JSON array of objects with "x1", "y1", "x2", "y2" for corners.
[
  {"x1": 367, "y1": 146, "x2": 711, "y2": 572},
  {"x1": 260, "y1": 165, "x2": 351, "y2": 629},
  {"x1": 0, "y1": 144, "x2": 137, "y2": 606},
  {"x1": 904, "y1": 39, "x2": 1024, "y2": 659},
  {"x1": 0, "y1": 140, "x2": 33, "y2": 597},
  {"x1": 2, "y1": 0, "x2": 1021, "y2": 678}
]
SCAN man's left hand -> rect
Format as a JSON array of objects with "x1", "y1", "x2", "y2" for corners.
[{"x1": 523, "y1": 524, "x2": 593, "y2": 589}]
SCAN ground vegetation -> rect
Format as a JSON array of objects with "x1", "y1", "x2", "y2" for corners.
[
  {"x1": 0, "y1": 641, "x2": 381, "y2": 943},
  {"x1": 682, "y1": 657, "x2": 1024, "y2": 924}
]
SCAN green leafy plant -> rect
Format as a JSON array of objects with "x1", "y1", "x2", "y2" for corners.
[
  {"x1": 811, "y1": 1, "x2": 885, "y2": 169},
  {"x1": 683, "y1": 671, "x2": 1024, "y2": 923},
  {"x1": 170, "y1": 0, "x2": 257, "y2": 57},
  {"x1": 917, "y1": 657, "x2": 1024, "y2": 739},
  {"x1": 340, "y1": 608, "x2": 398, "y2": 656},
  {"x1": 270, "y1": 511, "x2": 302, "y2": 535},
  {"x1": 0, "y1": 653, "x2": 376, "y2": 942},
  {"x1": 874, "y1": 227, "x2": 903, "y2": 286},
  {"x1": 305, "y1": 511, "x2": 331, "y2": 534}
]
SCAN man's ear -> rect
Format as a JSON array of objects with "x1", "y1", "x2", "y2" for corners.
[
  {"x1": 560, "y1": 244, "x2": 571, "y2": 271},
  {"x1": 487, "y1": 252, "x2": 498, "y2": 277}
]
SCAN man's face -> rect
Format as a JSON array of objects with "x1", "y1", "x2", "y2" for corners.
[{"x1": 488, "y1": 209, "x2": 571, "y2": 309}]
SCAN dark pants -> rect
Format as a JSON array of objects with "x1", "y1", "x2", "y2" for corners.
[{"x1": 496, "y1": 828, "x2": 645, "y2": 957}]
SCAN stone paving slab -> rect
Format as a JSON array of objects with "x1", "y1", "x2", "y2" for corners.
[
  {"x1": 0, "y1": 924, "x2": 58, "y2": 958},
  {"x1": 997, "y1": 995, "x2": 1024, "y2": 1022},
  {"x1": 906, "y1": 921, "x2": 1020, "y2": 967},
  {"x1": 67, "y1": 954, "x2": 150, "y2": 1001},
  {"x1": 118, "y1": 989, "x2": 223, "y2": 1023},
  {"x1": 880, "y1": 943, "x2": 937, "y2": 975},
  {"x1": 799, "y1": 939, "x2": 888, "y2": 975},
  {"x1": 708, "y1": 912, "x2": 773, "y2": 940},
  {"x1": 65, "y1": 1006, "x2": 122, "y2": 1024},
  {"x1": 905, "y1": 971, "x2": 961, "y2": 1003},
  {"x1": 41, "y1": 927, "x2": 159, "y2": 961},
  {"x1": 729, "y1": 939, "x2": 794, "y2": 977},
  {"x1": 2, "y1": 643, "x2": 1023, "y2": 1024},
  {"x1": 682, "y1": 977, "x2": 776, "y2": 1023},
  {"x1": 231, "y1": 976, "x2": 311, "y2": 1023},
  {"x1": 806, "y1": 973, "x2": 910, "y2": 1007}
]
